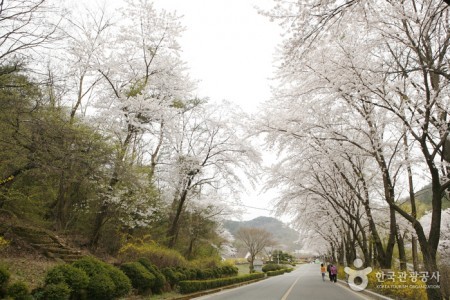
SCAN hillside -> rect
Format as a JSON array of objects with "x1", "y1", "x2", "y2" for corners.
[
  {"x1": 224, "y1": 216, "x2": 301, "y2": 252},
  {"x1": 399, "y1": 183, "x2": 450, "y2": 218}
]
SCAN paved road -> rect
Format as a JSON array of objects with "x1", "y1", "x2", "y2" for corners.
[{"x1": 195, "y1": 264, "x2": 372, "y2": 300}]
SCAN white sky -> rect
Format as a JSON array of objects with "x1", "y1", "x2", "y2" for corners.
[
  {"x1": 151, "y1": 0, "x2": 283, "y2": 221},
  {"x1": 153, "y1": 0, "x2": 281, "y2": 114}
]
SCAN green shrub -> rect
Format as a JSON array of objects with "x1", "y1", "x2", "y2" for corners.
[
  {"x1": 104, "y1": 264, "x2": 131, "y2": 298},
  {"x1": 43, "y1": 283, "x2": 71, "y2": 300},
  {"x1": 71, "y1": 256, "x2": 130, "y2": 299},
  {"x1": 45, "y1": 264, "x2": 89, "y2": 298},
  {"x1": 267, "y1": 269, "x2": 286, "y2": 276},
  {"x1": 177, "y1": 267, "x2": 197, "y2": 280},
  {"x1": 138, "y1": 258, "x2": 166, "y2": 293},
  {"x1": 30, "y1": 287, "x2": 45, "y2": 300},
  {"x1": 0, "y1": 265, "x2": 10, "y2": 287},
  {"x1": 120, "y1": 262, "x2": 155, "y2": 293},
  {"x1": 189, "y1": 265, "x2": 238, "y2": 280},
  {"x1": 220, "y1": 265, "x2": 239, "y2": 277},
  {"x1": 7, "y1": 281, "x2": 30, "y2": 300},
  {"x1": 262, "y1": 264, "x2": 284, "y2": 273},
  {"x1": 72, "y1": 256, "x2": 106, "y2": 277},
  {"x1": 0, "y1": 266, "x2": 10, "y2": 298},
  {"x1": 179, "y1": 273, "x2": 265, "y2": 294},
  {"x1": 196, "y1": 269, "x2": 212, "y2": 280},
  {"x1": 161, "y1": 268, "x2": 178, "y2": 287},
  {"x1": 87, "y1": 272, "x2": 116, "y2": 300}
]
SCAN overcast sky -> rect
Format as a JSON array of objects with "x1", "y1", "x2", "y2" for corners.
[
  {"x1": 153, "y1": 0, "x2": 281, "y2": 113},
  {"x1": 149, "y1": 0, "x2": 283, "y2": 221}
]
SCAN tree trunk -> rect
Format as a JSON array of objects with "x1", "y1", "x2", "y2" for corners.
[
  {"x1": 383, "y1": 207, "x2": 397, "y2": 268},
  {"x1": 167, "y1": 177, "x2": 192, "y2": 248},
  {"x1": 187, "y1": 237, "x2": 195, "y2": 259},
  {"x1": 249, "y1": 256, "x2": 255, "y2": 273},
  {"x1": 412, "y1": 236, "x2": 419, "y2": 271},
  {"x1": 55, "y1": 170, "x2": 67, "y2": 231},
  {"x1": 396, "y1": 227, "x2": 407, "y2": 271},
  {"x1": 90, "y1": 173, "x2": 119, "y2": 248},
  {"x1": 90, "y1": 129, "x2": 133, "y2": 249},
  {"x1": 330, "y1": 243, "x2": 336, "y2": 263},
  {"x1": 418, "y1": 235, "x2": 441, "y2": 300},
  {"x1": 412, "y1": 215, "x2": 441, "y2": 300}
]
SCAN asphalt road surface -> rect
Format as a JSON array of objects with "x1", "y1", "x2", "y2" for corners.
[{"x1": 195, "y1": 264, "x2": 373, "y2": 300}]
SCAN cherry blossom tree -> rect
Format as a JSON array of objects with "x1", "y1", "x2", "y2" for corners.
[
  {"x1": 161, "y1": 102, "x2": 261, "y2": 248},
  {"x1": 261, "y1": 1, "x2": 449, "y2": 299},
  {"x1": 88, "y1": 0, "x2": 194, "y2": 247}
]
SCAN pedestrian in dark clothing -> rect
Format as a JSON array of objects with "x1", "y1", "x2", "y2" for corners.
[
  {"x1": 327, "y1": 264, "x2": 332, "y2": 281},
  {"x1": 330, "y1": 265, "x2": 338, "y2": 282}
]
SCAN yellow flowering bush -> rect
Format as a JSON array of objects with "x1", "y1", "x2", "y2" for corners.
[
  {"x1": 0, "y1": 237, "x2": 9, "y2": 251},
  {"x1": 119, "y1": 241, "x2": 188, "y2": 269}
]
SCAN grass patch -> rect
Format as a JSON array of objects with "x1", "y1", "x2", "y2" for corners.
[
  {"x1": 236, "y1": 263, "x2": 250, "y2": 275},
  {"x1": 0, "y1": 257, "x2": 59, "y2": 289}
]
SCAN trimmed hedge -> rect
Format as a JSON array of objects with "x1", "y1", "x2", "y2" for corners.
[
  {"x1": 262, "y1": 264, "x2": 285, "y2": 273},
  {"x1": 285, "y1": 268, "x2": 293, "y2": 273},
  {"x1": 161, "y1": 265, "x2": 239, "y2": 287},
  {"x1": 87, "y1": 273, "x2": 116, "y2": 300},
  {"x1": 41, "y1": 257, "x2": 131, "y2": 300},
  {"x1": 161, "y1": 267, "x2": 185, "y2": 287},
  {"x1": 42, "y1": 283, "x2": 71, "y2": 300},
  {"x1": 137, "y1": 258, "x2": 166, "y2": 293},
  {"x1": 0, "y1": 266, "x2": 10, "y2": 298},
  {"x1": 45, "y1": 264, "x2": 89, "y2": 299},
  {"x1": 267, "y1": 269, "x2": 286, "y2": 276},
  {"x1": 104, "y1": 264, "x2": 132, "y2": 298},
  {"x1": 179, "y1": 273, "x2": 265, "y2": 294},
  {"x1": 6, "y1": 281, "x2": 30, "y2": 300},
  {"x1": 120, "y1": 262, "x2": 155, "y2": 293},
  {"x1": 0, "y1": 265, "x2": 10, "y2": 287},
  {"x1": 72, "y1": 256, "x2": 131, "y2": 299}
]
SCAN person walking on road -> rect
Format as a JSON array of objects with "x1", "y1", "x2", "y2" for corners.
[
  {"x1": 330, "y1": 264, "x2": 338, "y2": 283},
  {"x1": 327, "y1": 263, "x2": 332, "y2": 281},
  {"x1": 320, "y1": 263, "x2": 326, "y2": 281}
]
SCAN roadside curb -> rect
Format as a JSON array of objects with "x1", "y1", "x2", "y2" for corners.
[
  {"x1": 171, "y1": 277, "x2": 267, "y2": 300},
  {"x1": 336, "y1": 279, "x2": 394, "y2": 300}
]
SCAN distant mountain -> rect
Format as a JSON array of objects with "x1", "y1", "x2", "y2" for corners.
[{"x1": 223, "y1": 216, "x2": 301, "y2": 252}]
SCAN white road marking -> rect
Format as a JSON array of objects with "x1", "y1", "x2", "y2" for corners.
[{"x1": 280, "y1": 277, "x2": 301, "y2": 300}]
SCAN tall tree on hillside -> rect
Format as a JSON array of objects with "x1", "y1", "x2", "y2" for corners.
[
  {"x1": 0, "y1": 68, "x2": 111, "y2": 230},
  {"x1": 88, "y1": 0, "x2": 193, "y2": 248}
]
